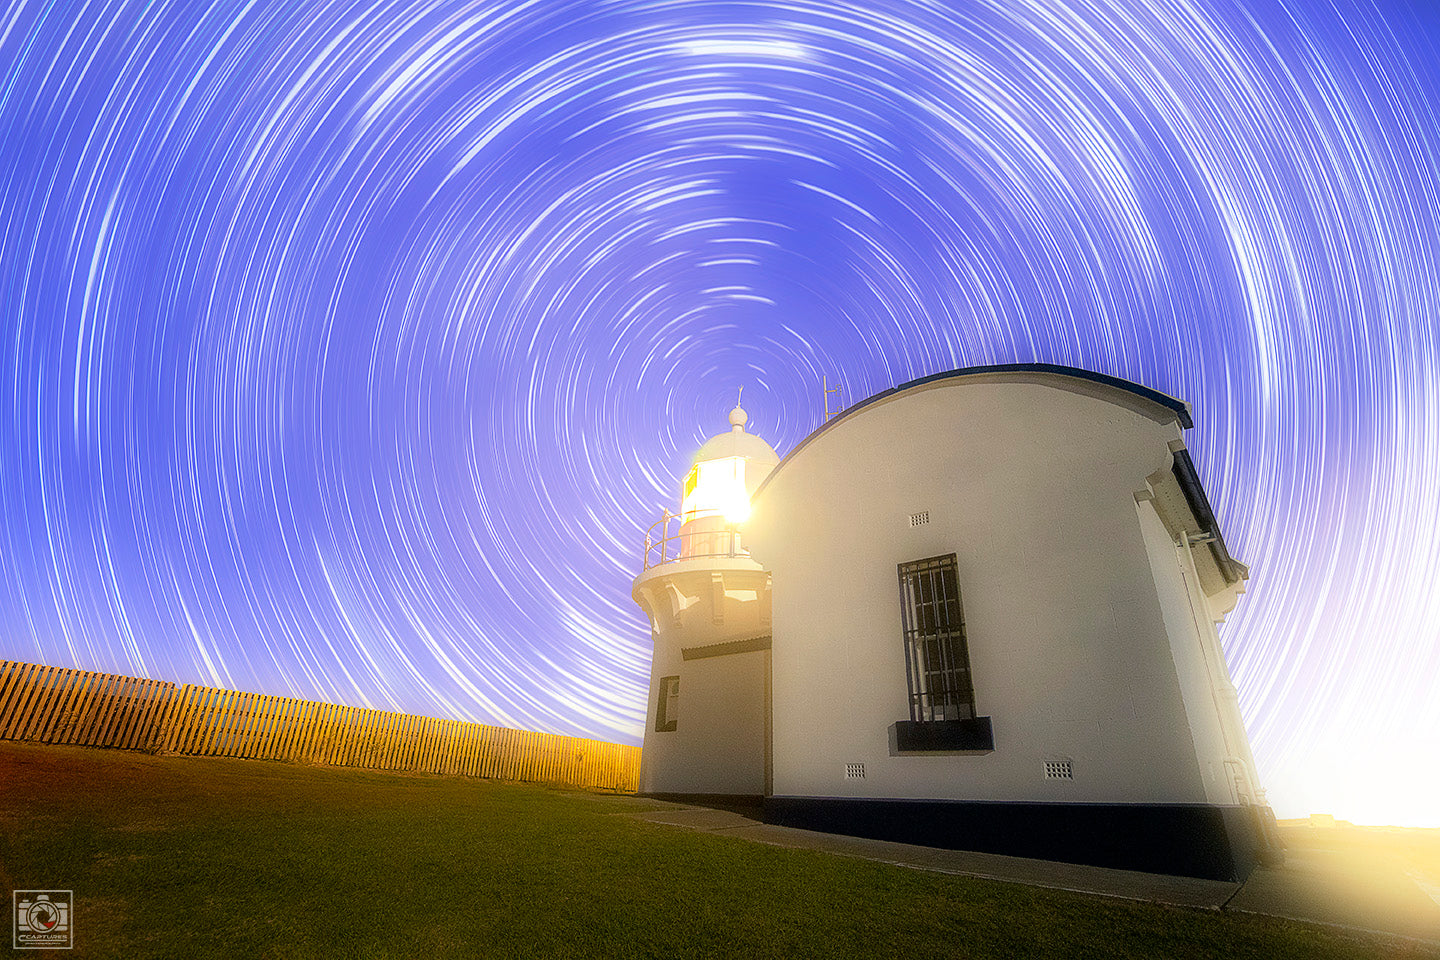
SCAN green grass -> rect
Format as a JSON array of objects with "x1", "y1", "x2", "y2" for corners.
[{"x1": 0, "y1": 742, "x2": 1432, "y2": 959}]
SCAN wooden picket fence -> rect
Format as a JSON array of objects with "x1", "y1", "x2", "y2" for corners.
[{"x1": 0, "y1": 660, "x2": 640, "y2": 792}]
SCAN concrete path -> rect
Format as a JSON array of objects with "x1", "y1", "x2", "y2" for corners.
[
  {"x1": 1228, "y1": 844, "x2": 1440, "y2": 943},
  {"x1": 628, "y1": 801, "x2": 1440, "y2": 946}
]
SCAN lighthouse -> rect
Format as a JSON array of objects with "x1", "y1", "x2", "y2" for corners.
[
  {"x1": 631, "y1": 394, "x2": 779, "y2": 797},
  {"x1": 628, "y1": 365, "x2": 1280, "y2": 879}
]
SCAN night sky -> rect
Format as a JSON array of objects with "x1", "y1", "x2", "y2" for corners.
[{"x1": 2, "y1": 0, "x2": 1437, "y2": 826}]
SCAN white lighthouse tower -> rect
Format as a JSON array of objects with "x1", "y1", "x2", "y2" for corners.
[{"x1": 632, "y1": 394, "x2": 780, "y2": 797}]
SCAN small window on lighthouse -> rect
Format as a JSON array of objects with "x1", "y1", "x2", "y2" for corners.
[
  {"x1": 655, "y1": 676, "x2": 679, "y2": 732},
  {"x1": 681, "y1": 457, "x2": 750, "y2": 524}
]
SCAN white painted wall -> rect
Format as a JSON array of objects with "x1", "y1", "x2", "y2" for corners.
[
  {"x1": 1136, "y1": 498, "x2": 1238, "y2": 805},
  {"x1": 1137, "y1": 497, "x2": 1264, "y2": 805},
  {"x1": 639, "y1": 643, "x2": 768, "y2": 795},
  {"x1": 746, "y1": 377, "x2": 1223, "y2": 804},
  {"x1": 634, "y1": 559, "x2": 771, "y2": 795}
]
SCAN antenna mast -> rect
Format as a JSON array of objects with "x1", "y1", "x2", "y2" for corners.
[{"x1": 823, "y1": 375, "x2": 843, "y2": 422}]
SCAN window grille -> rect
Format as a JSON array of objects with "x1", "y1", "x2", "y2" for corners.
[
  {"x1": 1044, "y1": 760, "x2": 1074, "y2": 780},
  {"x1": 654, "y1": 676, "x2": 679, "y2": 732},
  {"x1": 898, "y1": 554, "x2": 975, "y2": 723}
]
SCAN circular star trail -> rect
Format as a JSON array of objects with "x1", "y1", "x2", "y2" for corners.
[{"x1": 2, "y1": 0, "x2": 1437, "y2": 824}]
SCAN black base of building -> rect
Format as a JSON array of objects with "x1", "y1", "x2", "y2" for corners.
[
  {"x1": 763, "y1": 796, "x2": 1281, "y2": 881},
  {"x1": 642, "y1": 792, "x2": 765, "y2": 816}
]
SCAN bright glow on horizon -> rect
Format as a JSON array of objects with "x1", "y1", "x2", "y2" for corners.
[{"x1": 1268, "y1": 735, "x2": 1440, "y2": 828}]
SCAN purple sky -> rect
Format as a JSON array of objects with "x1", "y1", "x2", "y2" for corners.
[{"x1": 2, "y1": 0, "x2": 1437, "y2": 825}]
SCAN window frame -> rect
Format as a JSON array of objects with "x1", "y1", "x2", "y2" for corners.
[
  {"x1": 654, "y1": 675, "x2": 679, "y2": 733},
  {"x1": 898, "y1": 554, "x2": 975, "y2": 723},
  {"x1": 894, "y1": 553, "x2": 994, "y2": 752}
]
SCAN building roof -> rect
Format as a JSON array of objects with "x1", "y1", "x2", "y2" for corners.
[
  {"x1": 848, "y1": 362, "x2": 1192, "y2": 428},
  {"x1": 753, "y1": 361, "x2": 1244, "y2": 588},
  {"x1": 693, "y1": 429, "x2": 781, "y2": 466},
  {"x1": 770, "y1": 363, "x2": 1192, "y2": 476},
  {"x1": 1165, "y1": 447, "x2": 1248, "y2": 586}
]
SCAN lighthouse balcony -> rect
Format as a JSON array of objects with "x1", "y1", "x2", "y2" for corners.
[{"x1": 642, "y1": 511, "x2": 754, "y2": 569}]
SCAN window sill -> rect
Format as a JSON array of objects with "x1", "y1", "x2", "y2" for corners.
[{"x1": 894, "y1": 717, "x2": 994, "y2": 752}]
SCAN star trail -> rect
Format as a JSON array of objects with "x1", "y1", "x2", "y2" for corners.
[{"x1": 2, "y1": 0, "x2": 1437, "y2": 825}]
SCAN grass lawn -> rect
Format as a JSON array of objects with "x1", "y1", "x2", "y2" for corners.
[{"x1": 0, "y1": 742, "x2": 1433, "y2": 959}]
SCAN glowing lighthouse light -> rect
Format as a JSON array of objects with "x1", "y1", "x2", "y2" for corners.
[
  {"x1": 682, "y1": 457, "x2": 750, "y2": 523},
  {"x1": 669, "y1": 390, "x2": 780, "y2": 561}
]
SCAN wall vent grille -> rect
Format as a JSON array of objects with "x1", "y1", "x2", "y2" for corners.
[
  {"x1": 909, "y1": 511, "x2": 930, "y2": 527},
  {"x1": 845, "y1": 762, "x2": 866, "y2": 780},
  {"x1": 1044, "y1": 760, "x2": 1074, "y2": 781}
]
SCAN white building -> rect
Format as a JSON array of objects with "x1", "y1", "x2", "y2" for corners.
[{"x1": 632, "y1": 364, "x2": 1281, "y2": 880}]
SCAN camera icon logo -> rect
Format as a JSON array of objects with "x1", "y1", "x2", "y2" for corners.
[{"x1": 13, "y1": 890, "x2": 73, "y2": 950}]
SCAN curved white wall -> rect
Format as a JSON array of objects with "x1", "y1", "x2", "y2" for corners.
[
  {"x1": 633, "y1": 559, "x2": 771, "y2": 795},
  {"x1": 746, "y1": 377, "x2": 1229, "y2": 805}
]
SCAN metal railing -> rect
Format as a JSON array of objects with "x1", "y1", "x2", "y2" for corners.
[{"x1": 642, "y1": 510, "x2": 750, "y2": 569}]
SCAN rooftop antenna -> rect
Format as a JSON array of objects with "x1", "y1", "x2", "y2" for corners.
[{"x1": 823, "y1": 375, "x2": 843, "y2": 422}]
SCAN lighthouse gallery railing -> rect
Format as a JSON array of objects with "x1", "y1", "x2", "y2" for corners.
[{"x1": 642, "y1": 510, "x2": 751, "y2": 569}]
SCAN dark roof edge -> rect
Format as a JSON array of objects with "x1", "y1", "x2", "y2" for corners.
[
  {"x1": 842, "y1": 363, "x2": 1192, "y2": 429},
  {"x1": 759, "y1": 363, "x2": 1192, "y2": 498},
  {"x1": 1170, "y1": 447, "x2": 1245, "y2": 584}
]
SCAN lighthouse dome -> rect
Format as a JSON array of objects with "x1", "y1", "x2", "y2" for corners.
[
  {"x1": 693, "y1": 428, "x2": 780, "y2": 469},
  {"x1": 692, "y1": 401, "x2": 779, "y2": 496}
]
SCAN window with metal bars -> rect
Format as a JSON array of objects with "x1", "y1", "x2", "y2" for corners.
[{"x1": 898, "y1": 554, "x2": 975, "y2": 723}]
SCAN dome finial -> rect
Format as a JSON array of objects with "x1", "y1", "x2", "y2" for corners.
[{"x1": 729, "y1": 387, "x2": 747, "y2": 432}]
